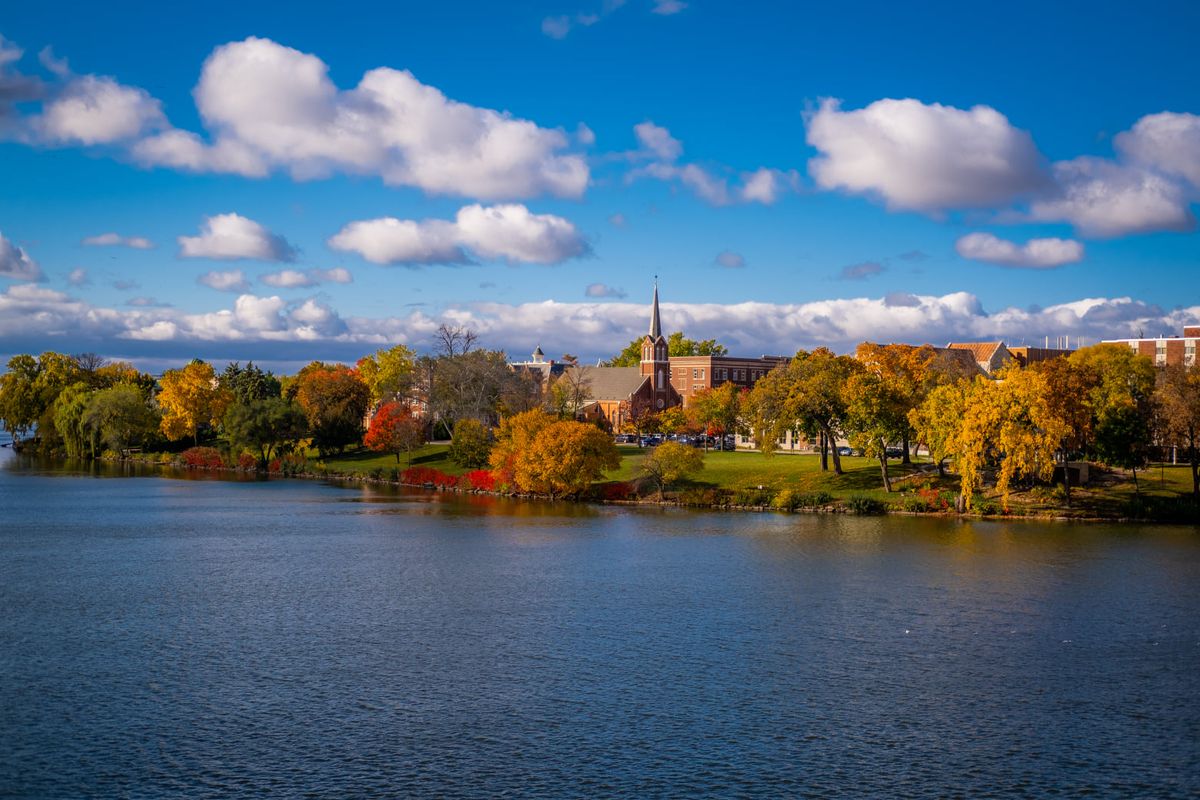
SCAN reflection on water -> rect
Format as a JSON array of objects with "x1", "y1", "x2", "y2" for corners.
[{"x1": 1, "y1": 449, "x2": 1198, "y2": 797}]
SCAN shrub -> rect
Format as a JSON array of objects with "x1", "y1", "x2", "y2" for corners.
[
  {"x1": 846, "y1": 494, "x2": 887, "y2": 515},
  {"x1": 238, "y1": 452, "x2": 258, "y2": 471},
  {"x1": 268, "y1": 453, "x2": 307, "y2": 476},
  {"x1": 388, "y1": 467, "x2": 400, "y2": 482},
  {"x1": 180, "y1": 447, "x2": 224, "y2": 469},
  {"x1": 449, "y1": 419, "x2": 492, "y2": 469},
  {"x1": 464, "y1": 470, "x2": 496, "y2": 492},
  {"x1": 769, "y1": 490, "x2": 835, "y2": 511},
  {"x1": 678, "y1": 487, "x2": 723, "y2": 506},
  {"x1": 734, "y1": 487, "x2": 774, "y2": 507},
  {"x1": 599, "y1": 480, "x2": 636, "y2": 501},
  {"x1": 368, "y1": 467, "x2": 385, "y2": 480}
]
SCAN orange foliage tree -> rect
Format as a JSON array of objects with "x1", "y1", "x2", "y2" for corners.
[{"x1": 364, "y1": 402, "x2": 427, "y2": 464}]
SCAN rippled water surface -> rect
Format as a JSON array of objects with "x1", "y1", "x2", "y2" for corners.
[{"x1": 2, "y1": 448, "x2": 1198, "y2": 797}]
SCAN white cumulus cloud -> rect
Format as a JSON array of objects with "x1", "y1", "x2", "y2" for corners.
[
  {"x1": 806, "y1": 97, "x2": 1049, "y2": 212},
  {"x1": 179, "y1": 213, "x2": 297, "y2": 261},
  {"x1": 197, "y1": 270, "x2": 251, "y2": 292},
  {"x1": 955, "y1": 232, "x2": 1084, "y2": 269},
  {"x1": 260, "y1": 267, "x2": 353, "y2": 288},
  {"x1": 0, "y1": 232, "x2": 43, "y2": 281},
  {"x1": 31, "y1": 74, "x2": 164, "y2": 145},
  {"x1": 1028, "y1": 157, "x2": 1196, "y2": 238},
  {"x1": 82, "y1": 232, "x2": 153, "y2": 249},
  {"x1": 134, "y1": 37, "x2": 588, "y2": 200},
  {"x1": 1115, "y1": 111, "x2": 1200, "y2": 189},
  {"x1": 329, "y1": 204, "x2": 587, "y2": 266}
]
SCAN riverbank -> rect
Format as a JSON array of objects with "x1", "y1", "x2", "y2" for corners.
[{"x1": 37, "y1": 440, "x2": 1197, "y2": 524}]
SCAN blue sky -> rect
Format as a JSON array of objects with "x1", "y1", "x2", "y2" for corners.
[{"x1": 1, "y1": 0, "x2": 1198, "y2": 369}]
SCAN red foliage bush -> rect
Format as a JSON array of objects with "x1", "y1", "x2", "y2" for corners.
[
  {"x1": 601, "y1": 481, "x2": 637, "y2": 501},
  {"x1": 401, "y1": 466, "x2": 457, "y2": 488},
  {"x1": 464, "y1": 470, "x2": 496, "y2": 491},
  {"x1": 238, "y1": 453, "x2": 258, "y2": 471},
  {"x1": 181, "y1": 447, "x2": 225, "y2": 469},
  {"x1": 918, "y1": 487, "x2": 950, "y2": 511}
]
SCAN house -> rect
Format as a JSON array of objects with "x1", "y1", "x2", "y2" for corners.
[{"x1": 945, "y1": 341, "x2": 1015, "y2": 377}]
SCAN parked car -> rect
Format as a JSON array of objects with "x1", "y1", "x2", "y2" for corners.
[
  {"x1": 885, "y1": 447, "x2": 905, "y2": 459},
  {"x1": 837, "y1": 446, "x2": 853, "y2": 456}
]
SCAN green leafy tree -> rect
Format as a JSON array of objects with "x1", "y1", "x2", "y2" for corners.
[
  {"x1": 748, "y1": 348, "x2": 862, "y2": 473},
  {"x1": 1095, "y1": 401, "x2": 1153, "y2": 495},
  {"x1": 0, "y1": 354, "x2": 41, "y2": 444},
  {"x1": 605, "y1": 331, "x2": 728, "y2": 366},
  {"x1": 843, "y1": 371, "x2": 910, "y2": 492},
  {"x1": 82, "y1": 384, "x2": 161, "y2": 456},
  {"x1": 357, "y1": 345, "x2": 417, "y2": 408},
  {"x1": 52, "y1": 383, "x2": 94, "y2": 458},
  {"x1": 448, "y1": 418, "x2": 492, "y2": 468},
  {"x1": 641, "y1": 441, "x2": 705, "y2": 496},
  {"x1": 223, "y1": 397, "x2": 309, "y2": 469},
  {"x1": 221, "y1": 362, "x2": 282, "y2": 404}
]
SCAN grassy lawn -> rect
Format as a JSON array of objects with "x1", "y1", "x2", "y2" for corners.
[
  {"x1": 611, "y1": 445, "x2": 936, "y2": 501},
  {"x1": 317, "y1": 442, "x2": 461, "y2": 475},
  {"x1": 314, "y1": 439, "x2": 1196, "y2": 519}
]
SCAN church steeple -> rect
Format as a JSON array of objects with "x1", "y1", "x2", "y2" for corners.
[
  {"x1": 649, "y1": 280, "x2": 662, "y2": 340},
  {"x1": 640, "y1": 280, "x2": 670, "y2": 402}
]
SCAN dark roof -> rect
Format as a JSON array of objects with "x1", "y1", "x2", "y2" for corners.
[{"x1": 577, "y1": 366, "x2": 649, "y2": 402}]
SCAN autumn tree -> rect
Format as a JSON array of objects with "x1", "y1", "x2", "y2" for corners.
[
  {"x1": 1156, "y1": 363, "x2": 1200, "y2": 497},
  {"x1": 361, "y1": 402, "x2": 426, "y2": 465},
  {"x1": 654, "y1": 405, "x2": 693, "y2": 437},
  {"x1": 641, "y1": 441, "x2": 705, "y2": 497},
  {"x1": 512, "y1": 420, "x2": 621, "y2": 497},
  {"x1": 690, "y1": 382, "x2": 743, "y2": 450},
  {"x1": 489, "y1": 409, "x2": 556, "y2": 487},
  {"x1": 950, "y1": 370, "x2": 1068, "y2": 510},
  {"x1": 843, "y1": 371, "x2": 910, "y2": 492},
  {"x1": 448, "y1": 418, "x2": 491, "y2": 468},
  {"x1": 291, "y1": 362, "x2": 371, "y2": 456},
  {"x1": 223, "y1": 397, "x2": 308, "y2": 469},
  {"x1": 748, "y1": 348, "x2": 862, "y2": 473},
  {"x1": 908, "y1": 380, "x2": 969, "y2": 478},
  {"x1": 0, "y1": 354, "x2": 40, "y2": 445},
  {"x1": 158, "y1": 360, "x2": 233, "y2": 445},
  {"x1": 357, "y1": 345, "x2": 416, "y2": 408},
  {"x1": 855, "y1": 342, "x2": 974, "y2": 463},
  {"x1": 1067, "y1": 343, "x2": 1155, "y2": 462},
  {"x1": 429, "y1": 349, "x2": 518, "y2": 429}
]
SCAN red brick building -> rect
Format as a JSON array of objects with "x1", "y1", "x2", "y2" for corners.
[
  {"x1": 574, "y1": 283, "x2": 787, "y2": 428},
  {"x1": 1103, "y1": 326, "x2": 1200, "y2": 367}
]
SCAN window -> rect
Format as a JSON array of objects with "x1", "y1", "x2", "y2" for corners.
[
  {"x1": 693, "y1": 368, "x2": 699, "y2": 378},
  {"x1": 1186, "y1": 340, "x2": 1196, "y2": 366},
  {"x1": 1156, "y1": 340, "x2": 1167, "y2": 366}
]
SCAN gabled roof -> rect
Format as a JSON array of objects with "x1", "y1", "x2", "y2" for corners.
[
  {"x1": 577, "y1": 366, "x2": 649, "y2": 402},
  {"x1": 946, "y1": 341, "x2": 1006, "y2": 363}
]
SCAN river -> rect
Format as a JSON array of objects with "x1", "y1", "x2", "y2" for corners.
[{"x1": 1, "y1": 445, "x2": 1198, "y2": 797}]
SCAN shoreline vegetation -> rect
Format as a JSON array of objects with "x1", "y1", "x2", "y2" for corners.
[
  {"x1": 37, "y1": 441, "x2": 1200, "y2": 524},
  {"x1": 1, "y1": 336, "x2": 1197, "y2": 524}
]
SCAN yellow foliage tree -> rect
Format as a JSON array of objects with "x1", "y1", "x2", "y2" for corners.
[
  {"x1": 955, "y1": 369, "x2": 1069, "y2": 510},
  {"x1": 489, "y1": 409, "x2": 555, "y2": 488},
  {"x1": 158, "y1": 361, "x2": 233, "y2": 445},
  {"x1": 506, "y1": 419, "x2": 621, "y2": 498}
]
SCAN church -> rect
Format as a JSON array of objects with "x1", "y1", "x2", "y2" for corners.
[{"x1": 563, "y1": 284, "x2": 789, "y2": 430}]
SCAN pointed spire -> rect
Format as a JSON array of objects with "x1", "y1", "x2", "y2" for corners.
[{"x1": 649, "y1": 278, "x2": 662, "y2": 340}]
